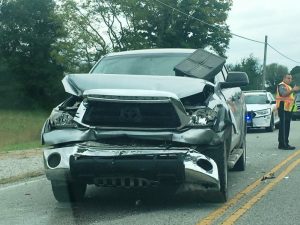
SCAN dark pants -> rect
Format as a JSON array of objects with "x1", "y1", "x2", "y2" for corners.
[{"x1": 278, "y1": 102, "x2": 292, "y2": 147}]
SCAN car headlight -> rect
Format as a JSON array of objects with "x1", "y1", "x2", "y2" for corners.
[
  {"x1": 189, "y1": 106, "x2": 218, "y2": 126},
  {"x1": 255, "y1": 109, "x2": 270, "y2": 117},
  {"x1": 49, "y1": 111, "x2": 78, "y2": 128}
]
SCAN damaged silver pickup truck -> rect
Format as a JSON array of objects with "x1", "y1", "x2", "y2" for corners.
[{"x1": 41, "y1": 48, "x2": 249, "y2": 203}]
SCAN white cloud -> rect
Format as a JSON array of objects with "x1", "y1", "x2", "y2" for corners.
[{"x1": 226, "y1": 0, "x2": 300, "y2": 71}]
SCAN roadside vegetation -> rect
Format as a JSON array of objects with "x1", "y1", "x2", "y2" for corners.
[{"x1": 0, "y1": 110, "x2": 49, "y2": 152}]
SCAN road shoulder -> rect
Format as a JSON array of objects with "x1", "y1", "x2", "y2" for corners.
[{"x1": 0, "y1": 149, "x2": 44, "y2": 185}]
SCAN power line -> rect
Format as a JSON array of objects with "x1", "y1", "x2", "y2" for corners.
[
  {"x1": 229, "y1": 33, "x2": 264, "y2": 44},
  {"x1": 152, "y1": 0, "x2": 300, "y2": 64},
  {"x1": 153, "y1": 0, "x2": 265, "y2": 43},
  {"x1": 153, "y1": 0, "x2": 217, "y2": 28},
  {"x1": 268, "y1": 43, "x2": 300, "y2": 64}
]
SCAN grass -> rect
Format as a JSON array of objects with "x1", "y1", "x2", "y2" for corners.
[{"x1": 0, "y1": 110, "x2": 50, "y2": 153}]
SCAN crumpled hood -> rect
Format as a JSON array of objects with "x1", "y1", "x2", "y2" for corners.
[
  {"x1": 246, "y1": 104, "x2": 271, "y2": 111},
  {"x1": 62, "y1": 73, "x2": 211, "y2": 98}
]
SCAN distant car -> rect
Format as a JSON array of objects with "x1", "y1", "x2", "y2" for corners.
[
  {"x1": 292, "y1": 93, "x2": 300, "y2": 120},
  {"x1": 244, "y1": 90, "x2": 279, "y2": 132},
  {"x1": 41, "y1": 48, "x2": 249, "y2": 203}
]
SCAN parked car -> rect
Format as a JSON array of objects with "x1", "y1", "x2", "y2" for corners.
[
  {"x1": 244, "y1": 90, "x2": 279, "y2": 132},
  {"x1": 41, "y1": 48, "x2": 249, "y2": 203},
  {"x1": 292, "y1": 93, "x2": 300, "y2": 120}
]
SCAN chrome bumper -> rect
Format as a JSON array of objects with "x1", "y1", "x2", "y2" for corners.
[{"x1": 43, "y1": 144, "x2": 220, "y2": 191}]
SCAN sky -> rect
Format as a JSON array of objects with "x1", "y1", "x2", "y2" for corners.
[{"x1": 226, "y1": 0, "x2": 300, "y2": 71}]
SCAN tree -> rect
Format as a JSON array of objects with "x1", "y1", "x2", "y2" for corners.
[
  {"x1": 227, "y1": 55, "x2": 263, "y2": 91},
  {"x1": 290, "y1": 66, "x2": 300, "y2": 87},
  {"x1": 54, "y1": 0, "x2": 111, "y2": 73},
  {"x1": 56, "y1": 0, "x2": 233, "y2": 72},
  {"x1": 112, "y1": 0, "x2": 232, "y2": 55},
  {"x1": 265, "y1": 63, "x2": 288, "y2": 93},
  {"x1": 0, "y1": 0, "x2": 65, "y2": 108}
]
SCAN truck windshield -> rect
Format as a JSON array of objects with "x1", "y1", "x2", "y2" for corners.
[{"x1": 90, "y1": 53, "x2": 190, "y2": 76}]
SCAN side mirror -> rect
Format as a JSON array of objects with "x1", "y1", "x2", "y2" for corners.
[
  {"x1": 220, "y1": 72, "x2": 249, "y2": 88},
  {"x1": 271, "y1": 100, "x2": 276, "y2": 104}
]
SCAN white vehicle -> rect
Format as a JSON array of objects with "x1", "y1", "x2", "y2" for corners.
[
  {"x1": 41, "y1": 48, "x2": 249, "y2": 203},
  {"x1": 244, "y1": 90, "x2": 279, "y2": 132}
]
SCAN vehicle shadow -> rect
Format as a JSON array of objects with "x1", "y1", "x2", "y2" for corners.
[
  {"x1": 81, "y1": 185, "x2": 216, "y2": 206},
  {"x1": 48, "y1": 186, "x2": 218, "y2": 224},
  {"x1": 247, "y1": 128, "x2": 276, "y2": 133}
]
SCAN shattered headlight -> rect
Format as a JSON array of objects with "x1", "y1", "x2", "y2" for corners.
[
  {"x1": 49, "y1": 111, "x2": 78, "y2": 128},
  {"x1": 189, "y1": 106, "x2": 219, "y2": 126}
]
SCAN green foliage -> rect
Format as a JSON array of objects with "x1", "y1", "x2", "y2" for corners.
[
  {"x1": 122, "y1": 0, "x2": 231, "y2": 55},
  {"x1": 56, "y1": 0, "x2": 232, "y2": 73},
  {"x1": 227, "y1": 54, "x2": 263, "y2": 91},
  {"x1": 54, "y1": 0, "x2": 110, "y2": 73},
  {"x1": 265, "y1": 63, "x2": 288, "y2": 93},
  {"x1": 0, "y1": 0, "x2": 66, "y2": 109},
  {"x1": 290, "y1": 66, "x2": 300, "y2": 87},
  {"x1": 0, "y1": 110, "x2": 49, "y2": 152},
  {"x1": 290, "y1": 66, "x2": 300, "y2": 75},
  {"x1": 227, "y1": 57, "x2": 291, "y2": 93},
  {"x1": 112, "y1": 0, "x2": 232, "y2": 56}
]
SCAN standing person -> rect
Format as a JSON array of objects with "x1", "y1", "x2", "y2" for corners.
[{"x1": 276, "y1": 74, "x2": 300, "y2": 150}]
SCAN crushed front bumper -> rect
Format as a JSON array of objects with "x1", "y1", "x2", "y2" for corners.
[{"x1": 43, "y1": 143, "x2": 220, "y2": 192}]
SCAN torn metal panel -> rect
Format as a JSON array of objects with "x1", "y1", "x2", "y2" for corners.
[
  {"x1": 42, "y1": 126, "x2": 224, "y2": 146},
  {"x1": 42, "y1": 84, "x2": 226, "y2": 146},
  {"x1": 174, "y1": 48, "x2": 226, "y2": 82},
  {"x1": 43, "y1": 129, "x2": 97, "y2": 145},
  {"x1": 62, "y1": 73, "x2": 209, "y2": 98},
  {"x1": 43, "y1": 144, "x2": 220, "y2": 190},
  {"x1": 75, "y1": 88, "x2": 191, "y2": 129}
]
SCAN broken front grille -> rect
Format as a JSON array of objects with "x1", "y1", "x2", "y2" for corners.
[
  {"x1": 69, "y1": 154, "x2": 185, "y2": 185},
  {"x1": 82, "y1": 101, "x2": 181, "y2": 128}
]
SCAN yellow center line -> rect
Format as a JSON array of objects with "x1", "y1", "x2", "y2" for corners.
[
  {"x1": 196, "y1": 150, "x2": 300, "y2": 225},
  {"x1": 221, "y1": 157, "x2": 300, "y2": 225}
]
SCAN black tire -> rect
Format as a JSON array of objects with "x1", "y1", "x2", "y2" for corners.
[
  {"x1": 232, "y1": 132, "x2": 246, "y2": 171},
  {"x1": 205, "y1": 141, "x2": 228, "y2": 203},
  {"x1": 266, "y1": 114, "x2": 275, "y2": 132},
  {"x1": 51, "y1": 181, "x2": 87, "y2": 202}
]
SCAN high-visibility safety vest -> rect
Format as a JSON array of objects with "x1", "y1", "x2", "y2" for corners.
[{"x1": 276, "y1": 82, "x2": 295, "y2": 111}]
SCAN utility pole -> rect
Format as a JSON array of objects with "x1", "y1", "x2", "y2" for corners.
[{"x1": 262, "y1": 35, "x2": 268, "y2": 90}]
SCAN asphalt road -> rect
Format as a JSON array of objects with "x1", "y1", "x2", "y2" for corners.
[{"x1": 1, "y1": 122, "x2": 300, "y2": 225}]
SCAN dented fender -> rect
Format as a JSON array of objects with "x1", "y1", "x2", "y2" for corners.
[{"x1": 42, "y1": 127, "x2": 225, "y2": 146}]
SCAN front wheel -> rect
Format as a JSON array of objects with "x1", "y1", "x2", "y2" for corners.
[
  {"x1": 205, "y1": 141, "x2": 228, "y2": 203},
  {"x1": 232, "y1": 133, "x2": 246, "y2": 171},
  {"x1": 51, "y1": 181, "x2": 87, "y2": 202}
]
